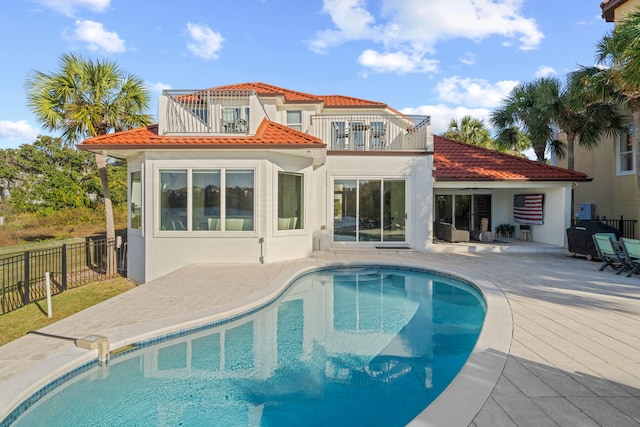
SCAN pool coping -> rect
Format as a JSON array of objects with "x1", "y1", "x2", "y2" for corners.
[{"x1": 0, "y1": 260, "x2": 511, "y2": 426}]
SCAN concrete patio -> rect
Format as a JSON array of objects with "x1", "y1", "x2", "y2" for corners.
[{"x1": 0, "y1": 248, "x2": 639, "y2": 426}]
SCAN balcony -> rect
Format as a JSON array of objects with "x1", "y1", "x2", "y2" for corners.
[
  {"x1": 310, "y1": 114, "x2": 432, "y2": 151},
  {"x1": 159, "y1": 89, "x2": 261, "y2": 135}
]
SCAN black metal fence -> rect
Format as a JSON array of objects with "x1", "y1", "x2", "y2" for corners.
[
  {"x1": 0, "y1": 236, "x2": 127, "y2": 315},
  {"x1": 571, "y1": 217, "x2": 637, "y2": 239}
]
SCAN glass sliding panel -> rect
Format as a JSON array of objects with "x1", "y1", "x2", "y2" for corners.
[
  {"x1": 454, "y1": 195, "x2": 471, "y2": 230},
  {"x1": 278, "y1": 172, "x2": 303, "y2": 230},
  {"x1": 192, "y1": 170, "x2": 221, "y2": 231},
  {"x1": 370, "y1": 121, "x2": 386, "y2": 150},
  {"x1": 383, "y1": 180, "x2": 406, "y2": 242},
  {"x1": 334, "y1": 180, "x2": 357, "y2": 241},
  {"x1": 350, "y1": 121, "x2": 366, "y2": 150},
  {"x1": 331, "y1": 122, "x2": 347, "y2": 149},
  {"x1": 473, "y1": 194, "x2": 492, "y2": 232},
  {"x1": 435, "y1": 195, "x2": 453, "y2": 224},
  {"x1": 160, "y1": 170, "x2": 187, "y2": 230},
  {"x1": 130, "y1": 171, "x2": 142, "y2": 230},
  {"x1": 358, "y1": 180, "x2": 381, "y2": 242},
  {"x1": 225, "y1": 170, "x2": 254, "y2": 231}
]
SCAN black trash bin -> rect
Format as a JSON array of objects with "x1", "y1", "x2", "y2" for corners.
[{"x1": 566, "y1": 220, "x2": 622, "y2": 260}]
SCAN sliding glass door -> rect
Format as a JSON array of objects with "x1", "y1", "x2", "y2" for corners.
[{"x1": 333, "y1": 179, "x2": 406, "y2": 243}]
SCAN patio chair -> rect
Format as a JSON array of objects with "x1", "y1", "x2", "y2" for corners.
[
  {"x1": 592, "y1": 233, "x2": 626, "y2": 274},
  {"x1": 620, "y1": 238, "x2": 640, "y2": 277}
]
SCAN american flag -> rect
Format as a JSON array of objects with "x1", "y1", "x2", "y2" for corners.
[{"x1": 513, "y1": 194, "x2": 544, "y2": 224}]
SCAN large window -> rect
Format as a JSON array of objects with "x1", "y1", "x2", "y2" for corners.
[
  {"x1": 192, "y1": 170, "x2": 220, "y2": 231},
  {"x1": 435, "y1": 194, "x2": 491, "y2": 231},
  {"x1": 333, "y1": 178, "x2": 406, "y2": 243},
  {"x1": 618, "y1": 123, "x2": 634, "y2": 175},
  {"x1": 159, "y1": 169, "x2": 254, "y2": 232},
  {"x1": 160, "y1": 170, "x2": 187, "y2": 230},
  {"x1": 225, "y1": 170, "x2": 254, "y2": 231},
  {"x1": 278, "y1": 172, "x2": 304, "y2": 230},
  {"x1": 130, "y1": 170, "x2": 142, "y2": 230},
  {"x1": 286, "y1": 110, "x2": 303, "y2": 131}
]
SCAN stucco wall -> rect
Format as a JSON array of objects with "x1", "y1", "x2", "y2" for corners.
[{"x1": 130, "y1": 150, "x2": 317, "y2": 283}]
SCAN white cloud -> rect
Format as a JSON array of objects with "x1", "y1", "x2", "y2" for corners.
[
  {"x1": 148, "y1": 81, "x2": 172, "y2": 94},
  {"x1": 535, "y1": 66, "x2": 556, "y2": 78},
  {"x1": 401, "y1": 104, "x2": 492, "y2": 135},
  {"x1": 0, "y1": 121, "x2": 39, "y2": 146},
  {"x1": 308, "y1": 0, "x2": 377, "y2": 53},
  {"x1": 34, "y1": 0, "x2": 109, "y2": 17},
  {"x1": 358, "y1": 49, "x2": 438, "y2": 74},
  {"x1": 69, "y1": 20, "x2": 126, "y2": 54},
  {"x1": 310, "y1": 0, "x2": 543, "y2": 74},
  {"x1": 186, "y1": 23, "x2": 225, "y2": 60},
  {"x1": 435, "y1": 76, "x2": 518, "y2": 109},
  {"x1": 460, "y1": 52, "x2": 476, "y2": 65}
]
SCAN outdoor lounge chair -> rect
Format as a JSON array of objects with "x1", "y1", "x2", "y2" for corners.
[
  {"x1": 620, "y1": 237, "x2": 640, "y2": 277},
  {"x1": 592, "y1": 233, "x2": 627, "y2": 274}
]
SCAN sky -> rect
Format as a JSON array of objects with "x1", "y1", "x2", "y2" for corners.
[{"x1": 0, "y1": 0, "x2": 613, "y2": 150}]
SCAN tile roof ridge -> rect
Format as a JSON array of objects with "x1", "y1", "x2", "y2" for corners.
[
  {"x1": 320, "y1": 94, "x2": 387, "y2": 106},
  {"x1": 211, "y1": 82, "x2": 321, "y2": 102}
]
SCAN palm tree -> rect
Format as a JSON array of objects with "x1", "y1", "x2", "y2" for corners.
[
  {"x1": 491, "y1": 75, "x2": 624, "y2": 168},
  {"x1": 26, "y1": 53, "x2": 152, "y2": 270},
  {"x1": 491, "y1": 77, "x2": 563, "y2": 162},
  {"x1": 557, "y1": 68, "x2": 625, "y2": 170},
  {"x1": 590, "y1": 9, "x2": 640, "y2": 193},
  {"x1": 443, "y1": 115, "x2": 493, "y2": 148}
]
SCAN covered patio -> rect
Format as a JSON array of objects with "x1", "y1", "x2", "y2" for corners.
[{"x1": 433, "y1": 136, "x2": 592, "y2": 247}]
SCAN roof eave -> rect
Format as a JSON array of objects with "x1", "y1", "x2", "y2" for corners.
[{"x1": 434, "y1": 177, "x2": 593, "y2": 182}]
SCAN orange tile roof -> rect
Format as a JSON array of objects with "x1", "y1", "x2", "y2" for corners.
[
  {"x1": 434, "y1": 136, "x2": 591, "y2": 182},
  {"x1": 319, "y1": 95, "x2": 387, "y2": 108},
  {"x1": 210, "y1": 82, "x2": 321, "y2": 102},
  {"x1": 78, "y1": 119, "x2": 324, "y2": 149},
  {"x1": 210, "y1": 82, "x2": 390, "y2": 108}
]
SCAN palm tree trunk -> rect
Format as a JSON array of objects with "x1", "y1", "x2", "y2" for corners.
[
  {"x1": 566, "y1": 131, "x2": 575, "y2": 171},
  {"x1": 534, "y1": 144, "x2": 546, "y2": 162},
  {"x1": 95, "y1": 152, "x2": 116, "y2": 275}
]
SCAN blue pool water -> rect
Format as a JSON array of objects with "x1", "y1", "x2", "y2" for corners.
[{"x1": 10, "y1": 266, "x2": 485, "y2": 426}]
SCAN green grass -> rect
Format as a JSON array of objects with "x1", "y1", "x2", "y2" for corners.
[{"x1": 0, "y1": 278, "x2": 137, "y2": 347}]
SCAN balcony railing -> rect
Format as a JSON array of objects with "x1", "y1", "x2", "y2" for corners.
[
  {"x1": 310, "y1": 114, "x2": 431, "y2": 151},
  {"x1": 161, "y1": 89, "x2": 258, "y2": 135}
]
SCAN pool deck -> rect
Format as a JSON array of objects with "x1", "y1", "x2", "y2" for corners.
[{"x1": 1, "y1": 247, "x2": 640, "y2": 426}]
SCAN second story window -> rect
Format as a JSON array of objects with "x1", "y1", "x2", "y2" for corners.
[
  {"x1": 617, "y1": 123, "x2": 635, "y2": 175},
  {"x1": 286, "y1": 110, "x2": 303, "y2": 131}
]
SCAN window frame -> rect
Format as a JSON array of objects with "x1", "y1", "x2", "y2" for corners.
[
  {"x1": 156, "y1": 166, "x2": 256, "y2": 236},
  {"x1": 286, "y1": 110, "x2": 303, "y2": 131},
  {"x1": 617, "y1": 123, "x2": 635, "y2": 176},
  {"x1": 129, "y1": 168, "x2": 143, "y2": 233},
  {"x1": 276, "y1": 172, "x2": 304, "y2": 233}
]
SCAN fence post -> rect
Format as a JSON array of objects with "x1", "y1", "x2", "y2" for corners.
[
  {"x1": 619, "y1": 215, "x2": 624, "y2": 237},
  {"x1": 23, "y1": 251, "x2": 30, "y2": 305},
  {"x1": 61, "y1": 244, "x2": 67, "y2": 291}
]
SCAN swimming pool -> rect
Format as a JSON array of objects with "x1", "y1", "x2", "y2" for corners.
[{"x1": 7, "y1": 265, "x2": 486, "y2": 426}]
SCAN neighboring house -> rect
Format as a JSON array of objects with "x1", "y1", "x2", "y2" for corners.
[
  {"x1": 78, "y1": 83, "x2": 589, "y2": 284},
  {"x1": 556, "y1": 0, "x2": 639, "y2": 234}
]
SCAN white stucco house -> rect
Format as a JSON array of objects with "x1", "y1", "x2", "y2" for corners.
[{"x1": 78, "y1": 82, "x2": 590, "y2": 284}]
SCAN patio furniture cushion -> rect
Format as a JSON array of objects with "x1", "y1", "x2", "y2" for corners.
[{"x1": 441, "y1": 223, "x2": 470, "y2": 243}]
